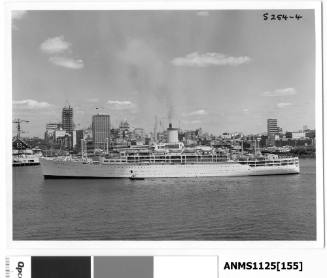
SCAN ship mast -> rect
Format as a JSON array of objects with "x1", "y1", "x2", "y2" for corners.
[{"x1": 154, "y1": 115, "x2": 158, "y2": 143}]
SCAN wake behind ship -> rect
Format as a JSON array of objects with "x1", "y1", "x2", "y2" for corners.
[{"x1": 40, "y1": 124, "x2": 300, "y2": 179}]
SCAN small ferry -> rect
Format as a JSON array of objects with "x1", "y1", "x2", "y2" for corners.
[{"x1": 12, "y1": 121, "x2": 42, "y2": 167}]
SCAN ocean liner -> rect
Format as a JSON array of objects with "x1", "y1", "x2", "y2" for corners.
[{"x1": 40, "y1": 124, "x2": 300, "y2": 178}]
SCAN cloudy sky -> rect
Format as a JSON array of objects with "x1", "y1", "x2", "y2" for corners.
[{"x1": 12, "y1": 10, "x2": 315, "y2": 137}]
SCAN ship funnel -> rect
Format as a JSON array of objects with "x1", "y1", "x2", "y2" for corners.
[{"x1": 167, "y1": 123, "x2": 178, "y2": 143}]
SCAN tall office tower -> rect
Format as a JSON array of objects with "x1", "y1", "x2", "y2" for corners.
[
  {"x1": 267, "y1": 118, "x2": 278, "y2": 146},
  {"x1": 92, "y1": 114, "x2": 111, "y2": 150},
  {"x1": 62, "y1": 105, "x2": 74, "y2": 133}
]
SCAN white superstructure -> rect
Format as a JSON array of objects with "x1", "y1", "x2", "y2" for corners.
[{"x1": 40, "y1": 154, "x2": 299, "y2": 178}]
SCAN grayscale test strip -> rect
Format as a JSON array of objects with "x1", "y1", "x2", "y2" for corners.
[
  {"x1": 4, "y1": 256, "x2": 218, "y2": 278},
  {"x1": 5, "y1": 257, "x2": 10, "y2": 278},
  {"x1": 5, "y1": 257, "x2": 31, "y2": 278},
  {"x1": 94, "y1": 257, "x2": 153, "y2": 278},
  {"x1": 31, "y1": 257, "x2": 91, "y2": 278}
]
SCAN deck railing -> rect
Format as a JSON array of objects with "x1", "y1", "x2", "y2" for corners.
[
  {"x1": 47, "y1": 154, "x2": 299, "y2": 167},
  {"x1": 99, "y1": 154, "x2": 299, "y2": 166}
]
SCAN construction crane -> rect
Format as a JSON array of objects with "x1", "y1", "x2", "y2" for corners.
[{"x1": 13, "y1": 119, "x2": 30, "y2": 139}]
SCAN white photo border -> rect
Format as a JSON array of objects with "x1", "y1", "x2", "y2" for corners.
[{"x1": 4, "y1": 1, "x2": 324, "y2": 254}]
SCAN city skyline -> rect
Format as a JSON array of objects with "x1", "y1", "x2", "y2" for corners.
[
  {"x1": 12, "y1": 10, "x2": 316, "y2": 137},
  {"x1": 14, "y1": 105, "x2": 314, "y2": 140}
]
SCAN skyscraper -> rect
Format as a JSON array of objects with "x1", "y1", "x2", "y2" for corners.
[
  {"x1": 62, "y1": 105, "x2": 74, "y2": 133},
  {"x1": 92, "y1": 114, "x2": 110, "y2": 150},
  {"x1": 267, "y1": 118, "x2": 278, "y2": 146}
]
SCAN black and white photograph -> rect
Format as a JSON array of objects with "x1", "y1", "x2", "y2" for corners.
[{"x1": 10, "y1": 7, "x2": 320, "y2": 241}]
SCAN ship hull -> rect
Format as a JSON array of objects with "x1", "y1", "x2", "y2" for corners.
[{"x1": 40, "y1": 158, "x2": 300, "y2": 178}]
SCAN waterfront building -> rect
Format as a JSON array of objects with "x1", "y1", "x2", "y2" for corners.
[
  {"x1": 12, "y1": 137, "x2": 30, "y2": 151},
  {"x1": 55, "y1": 129, "x2": 67, "y2": 139},
  {"x1": 83, "y1": 127, "x2": 93, "y2": 141},
  {"x1": 267, "y1": 118, "x2": 278, "y2": 146},
  {"x1": 157, "y1": 131, "x2": 167, "y2": 143},
  {"x1": 133, "y1": 128, "x2": 145, "y2": 139},
  {"x1": 286, "y1": 131, "x2": 307, "y2": 139},
  {"x1": 110, "y1": 128, "x2": 119, "y2": 142},
  {"x1": 54, "y1": 129, "x2": 71, "y2": 149},
  {"x1": 221, "y1": 132, "x2": 232, "y2": 139},
  {"x1": 305, "y1": 129, "x2": 315, "y2": 139},
  {"x1": 184, "y1": 130, "x2": 199, "y2": 141},
  {"x1": 92, "y1": 114, "x2": 110, "y2": 150},
  {"x1": 118, "y1": 120, "x2": 130, "y2": 139},
  {"x1": 62, "y1": 105, "x2": 74, "y2": 133},
  {"x1": 291, "y1": 132, "x2": 306, "y2": 139},
  {"x1": 73, "y1": 129, "x2": 84, "y2": 151},
  {"x1": 44, "y1": 122, "x2": 62, "y2": 144},
  {"x1": 133, "y1": 128, "x2": 146, "y2": 144}
]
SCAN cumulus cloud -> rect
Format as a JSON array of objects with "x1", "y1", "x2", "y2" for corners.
[
  {"x1": 263, "y1": 88, "x2": 296, "y2": 97},
  {"x1": 107, "y1": 100, "x2": 135, "y2": 110},
  {"x1": 40, "y1": 36, "x2": 71, "y2": 54},
  {"x1": 197, "y1": 11, "x2": 209, "y2": 16},
  {"x1": 49, "y1": 56, "x2": 84, "y2": 69},
  {"x1": 183, "y1": 109, "x2": 208, "y2": 117},
  {"x1": 40, "y1": 36, "x2": 84, "y2": 69},
  {"x1": 172, "y1": 52, "x2": 251, "y2": 67},
  {"x1": 13, "y1": 99, "x2": 53, "y2": 109},
  {"x1": 277, "y1": 102, "x2": 293, "y2": 108}
]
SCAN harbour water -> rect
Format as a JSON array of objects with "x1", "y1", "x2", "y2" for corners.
[{"x1": 13, "y1": 159, "x2": 316, "y2": 240}]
